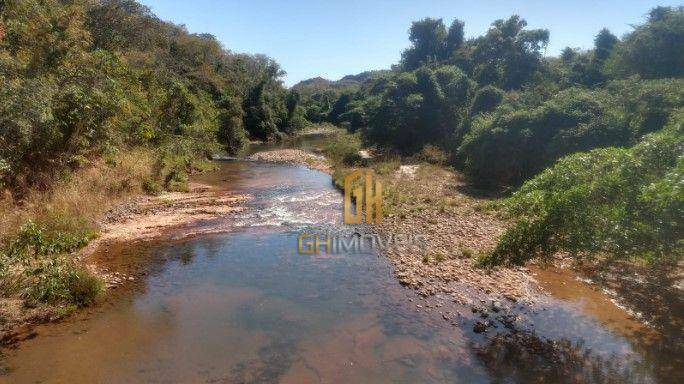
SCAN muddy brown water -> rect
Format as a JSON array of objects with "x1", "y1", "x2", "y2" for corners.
[{"x1": 1, "y1": 155, "x2": 680, "y2": 383}]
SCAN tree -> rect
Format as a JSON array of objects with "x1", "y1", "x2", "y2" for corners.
[
  {"x1": 608, "y1": 6, "x2": 684, "y2": 78},
  {"x1": 445, "y1": 20, "x2": 465, "y2": 57},
  {"x1": 471, "y1": 16, "x2": 549, "y2": 89},
  {"x1": 0, "y1": 0, "x2": 299, "y2": 190},
  {"x1": 401, "y1": 18, "x2": 447, "y2": 70},
  {"x1": 217, "y1": 95, "x2": 248, "y2": 155},
  {"x1": 243, "y1": 81, "x2": 279, "y2": 140},
  {"x1": 560, "y1": 47, "x2": 578, "y2": 64},
  {"x1": 328, "y1": 93, "x2": 352, "y2": 124},
  {"x1": 362, "y1": 65, "x2": 474, "y2": 154},
  {"x1": 593, "y1": 28, "x2": 618, "y2": 63}
]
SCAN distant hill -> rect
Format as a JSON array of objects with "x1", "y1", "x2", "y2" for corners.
[
  {"x1": 338, "y1": 70, "x2": 390, "y2": 84},
  {"x1": 292, "y1": 70, "x2": 391, "y2": 92},
  {"x1": 291, "y1": 77, "x2": 333, "y2": 90}
]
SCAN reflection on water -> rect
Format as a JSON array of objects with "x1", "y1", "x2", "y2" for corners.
[
  {"x1": 0, "y1": 160, "x2": 678, "y2": 383},
  {"x1": 0, "y1": 232, "x2": 486, "y2": 383}
]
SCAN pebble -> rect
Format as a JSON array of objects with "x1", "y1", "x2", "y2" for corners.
[{"x1": 473, "y1": 321, "x2": 487, "y2": 333}]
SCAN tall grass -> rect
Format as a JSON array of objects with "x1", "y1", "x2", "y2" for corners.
[
  {"x1": 0, "y1": 147, "x2": 158, "y2": 308},
  {"x1": 0, "y1": 147, "x2": 156, "y2": 241}
]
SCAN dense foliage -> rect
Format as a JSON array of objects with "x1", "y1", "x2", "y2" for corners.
[
  {"x1": 480, "y1": 113, "x2": 683, "y2": 265},
  {"x1": 0, "y1": 0, "x2": 304, "y2": 192},
  {"x1": 310, "y1": 7, "x2": 682, "y2": 184},
  {"x1": 1, "y1": 1, "x2": 682, "y2": 271},
  {"x1": 302, "y1": 6, "x2": 683, "y2": 264},
  {"x1": 0, "y1": 0, "x2": 307, "y2": 307},
  {"x1": 458, "y1": 79, "x2": 683, "y2": 186}
]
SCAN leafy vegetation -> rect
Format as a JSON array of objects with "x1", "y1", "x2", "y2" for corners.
[
  {"x1": 479, "y1": 114, "x2": 683, "y2": 265},
  {"x1": 458, "y1": 79, "x2": 682, "y2": 187},
  {"x1": 0, "y1": 0, "x2": 305, "y2": 308},
  {"x1": 0, "y1": 0, "x2": 681, "y2": 307},
  {"x1": 0, "y1": 221, "x2": 102, "y2": 307},
  {"x1": 302, "y1": 6, "x2": 683, "y2": 265},
  {"x1": 0, "y1": 148, "x2": 156, "y2": 308},
  {"x1": 0, "y1": 0, "x2": 304, "y2": 194},
  {"x1": 321, "y1": 131, "x2": 363, "y2": 166}
]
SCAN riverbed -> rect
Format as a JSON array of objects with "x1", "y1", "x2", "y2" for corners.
[{"x1": 0, "y1": 155, "x2": 677, "y2": 383}]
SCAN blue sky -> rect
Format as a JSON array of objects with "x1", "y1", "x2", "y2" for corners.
[{"x1": 138, "y1": 1, "x2": 679, "y2": 86}]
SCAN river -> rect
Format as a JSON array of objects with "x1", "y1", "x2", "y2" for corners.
[{"x1": 0, "y1": 147, "x2": 678, "y2": 383}]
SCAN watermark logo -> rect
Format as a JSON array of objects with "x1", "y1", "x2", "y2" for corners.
[
  {"x1": 298, "y1": 232, "x2": 426, "y2": 255},
  {"x1": 297, "y1": 169, "x2": 424, "y2": 256},
  {"x1": 344, "y1": 169, "x2": 382, "y2": 224}
]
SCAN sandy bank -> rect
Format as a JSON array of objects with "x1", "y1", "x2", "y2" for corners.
[{"x1": 248, "y1": 149, "x2": 331, "y2": 173}]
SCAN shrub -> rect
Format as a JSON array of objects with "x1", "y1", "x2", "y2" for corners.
[
  {"x1": 607, "y1": 6, "x2": 684, "y2": 79},
  {"x1": 65, "y1": 268, "x2": 103, "y2": 306},
  {"x1": 470, "y1": 85, "x2": 505, "y2": 115},
  {"x1": 142, "y1": 178, "x2": 162, "y2": 195},
  {"x1": 606, "y1": 77, "x2": 684, "y2": 136},
  {"x1": 373, "y1": 159, "x2": 401, "y2": 175},
  {"x1": 415, "y1": 145, "x2": 448, "y2": 165},
  {"x1": 458, "y1": 80, "x2": 683, "y2": 187},
  {"x1": 323, "y1": 132, "x2": 363, "y2": 165},
  {"x1": 479, "y1": 116, "x2": 683, "y2": 266},
  {"x1": 331, "y1": 167, "x2": 353, "y2": 190},
  {"x1": 1, "y1": 221, "x2": 102, "y2": 306}
]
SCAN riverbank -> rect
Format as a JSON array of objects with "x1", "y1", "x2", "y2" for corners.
[
  {"x1": 243, "y1": 140, "x2": 538, "y2": 320},
  {"x1": 2, "y1": 137, "x2": 680, "y2": 381},
  {"x1": 370, "y1": 161, "x2": 680, "y2": 340},
  {"x1": 248, "y1": 149, "x2": 331, "y2": 173},
  {"x1": 2, "y1": 129, "x2": 679, "y2": 381},
  {"x1": 0, "y1": 153, "x2": 247, "y2": 346},
  {"x1": 249, "y1": 130, "x2": 681, "y2": 338},
  {"x1": 374, "y1": 164, "x2": 538, "y2": 308},
  {"x1": 79, "y1": 182, "x2": 249, "y2": 287}
]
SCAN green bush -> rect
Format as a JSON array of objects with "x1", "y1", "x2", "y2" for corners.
[
  {"x1": 373, "y1": 159, "x2": 401, "y2": 175},
  {"x1": 362, "y1": 65, "x2": 475, "y2": 154},
  {"x1": 459, "y1": 80, "x2": 682, "y2": 187},
  {"x1": 142, "y1": 178, "x2": 162, "y2": 195},
  {"x1": 331, "y1": 167, "x2": 353, "y2": 191},
  {"x1": 323, "y1": 132, "x2": 363, "y2": 165},
  {"x1": 65, "y1": 268, "x2": 103, "y2": 307},
  {"x1": 607, "y1": 7, "x2": 684, "y2": 79},
  {"x1": 1, "y1": 221, "x2": 102, "y2": 306},
  {"x1": 479, "y1": 116, "x2": 683, "y2": 266},
  {"x1": 470, "y1": 85, "x2": 505, "y2": 115}
]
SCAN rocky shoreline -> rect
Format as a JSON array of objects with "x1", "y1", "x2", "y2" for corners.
[
  {"x1": 248, "y1": 149, "x2": 331, "y2": 173},
  {"x1": 3, "y1": 144, "x2": 671, "y2": 360},
  {"x1": 1, "y1": 182, "x2": 249, "y2": 345},
  {"x1": 245, "y1": 147, "x2": 543, "y2": 333},
  {"x1": 247, "y1": 146, "x2": 671, "y2": 338},
  {"x1": 374, "y1": 165, "x2": 540, "y2": 322},
  {"x1": 80, "y1": 182, "x2": 249, "y2": 288}
]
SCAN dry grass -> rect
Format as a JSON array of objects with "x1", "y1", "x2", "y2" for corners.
[
  {"x1": 0, "y1": 148, "x2": 157, "y2": 335},
  {"x1": 0, "y1": 148, "x2": 156, "y2": 241}
]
